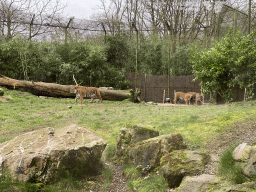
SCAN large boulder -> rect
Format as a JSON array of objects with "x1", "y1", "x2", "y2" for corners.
[
  {"x1": 116, "y1": 124, "x2": 159, "y2": 156},
  {"x1": 0, "y1": 124, "x2": 107, "y2": 183},
  {"x1": 125, "y1": 133, "x2": 187, "y2": 170}
]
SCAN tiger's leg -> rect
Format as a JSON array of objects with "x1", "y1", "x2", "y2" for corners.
[
  {"x1": 80, "y1": 94, "x2": 83, "y2": 104},
  {"x1": 97, "y1": 92, "x2": 102, "y2": 103},
  {"x1": 75, "y1": 94, "x2": 79, "y2": 102}
]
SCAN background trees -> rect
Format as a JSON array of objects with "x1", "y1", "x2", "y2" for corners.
[
  {"x1": 0, "y1": 0, "x2": 65, "y2": 40},
  {"x1": 0, "y1": 0, "x2": 256, "y2": 97}
]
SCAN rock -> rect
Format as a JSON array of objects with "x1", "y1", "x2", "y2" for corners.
[
  {"x1": 242, "y1": 145, "x2": 256, "y2": 177},
  {"x1": 243, "y1": 154, "x2": 256, "y2": 177},
  {"x1": 211, "y1": 182, "x2": 256, "y2": 192},
  {"x1": 233, "y1": 143, "x2": 251, "y2": 162},
  {"x1": 116, "y1": 124, "x2": 159, "y2": 156},
  {"x1": 126, "y1": 133, "x2": 186, "y2": 170},
  {"x1": 159, "y1": 150, "x2": 207, "y2": 188},
  {"x1": 0, "y1": 124, "x2": 107, "y2": 183},
  {"x1": 0, "y1": 96, "x2": 12, "y2": 103},
  {"x1": 176, "y1": 174, "x2": 218, "y2": 192},
  {"x1": 0, "y1": 87, "x2": 4, "y2": 96}
]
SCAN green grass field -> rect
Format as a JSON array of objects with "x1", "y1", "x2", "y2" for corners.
[
  {"x1": 1, "y1": 89, "x2": 256, "y2": 148},
  {"x1": 1, "y1": 88, "x2": 256, "y2": 191}
]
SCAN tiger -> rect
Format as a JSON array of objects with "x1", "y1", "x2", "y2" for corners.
[
  {"x1": 188, "y1": 92, "x2": 203, "y2": 105},
  {"x1": 71, "y1": 85, "x2": 102, "y2": 104},
  {"x1": 174, "y1": 92, "x2": 193, "y2": 105},
  {"x1": 195, "y1": 93, "x2": 203, "y2": 105}
]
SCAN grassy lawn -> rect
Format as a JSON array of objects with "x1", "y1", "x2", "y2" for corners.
[{"x1": 1, "y1": 89, "x2": 256, "y2": 149}]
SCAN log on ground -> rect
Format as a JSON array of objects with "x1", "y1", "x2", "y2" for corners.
[{"x1": 0, "y1": 75, "x2": 139, "y2": 102}]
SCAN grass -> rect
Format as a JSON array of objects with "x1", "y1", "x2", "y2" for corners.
[
  {"x1": 2, "y1": 89, "x2": 256, "y2": 148},
  {"x1": 218, "y1": 144, "x2": 247, "y2": 184},
  {"x1": 122, "y1": 163, "x2": 168, "y2": 192},
  {"x1": 1, "y1": 88, "x2": 256, "y2": 190}
]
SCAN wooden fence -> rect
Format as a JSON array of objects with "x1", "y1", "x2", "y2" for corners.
[{"x1": 125, "y1": 73, "x2": 255, "y2": 104}]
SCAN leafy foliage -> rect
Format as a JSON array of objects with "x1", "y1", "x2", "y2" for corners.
[
  {"x1": 0, "y1": 37, "x2": 129, "y2": 89},
  {"x1": 170, "y1": 45, "x2": 193, "y2": 76},
  {"x1": 191, "y1": 29, "x2": 256, "y2": 102}
]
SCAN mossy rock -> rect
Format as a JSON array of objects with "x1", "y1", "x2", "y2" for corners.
[
  {"x1": 116, "y1": 124, "x2": 159, "y2": 156},
  {"x1": 159, "y1": 150, "x2": 208, "y2": 188},
  {"x1": 0, "y1": 87, "x2": 4, "y2": 96},
  {"x1": 124, "y1": 133, "x2": 187, "y2": 171}
]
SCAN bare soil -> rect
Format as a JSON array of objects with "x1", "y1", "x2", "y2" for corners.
[{"x1": 202, "y1": 119, "x2": 256, "y2": 175}]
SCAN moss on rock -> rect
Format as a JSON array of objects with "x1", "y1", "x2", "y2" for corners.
[
  {"x1": 116, "y1": 124, "x2": 159, "y2": 157},
  {"x1": 159, "y1": 150, "x2": 207, "y2": 188}
]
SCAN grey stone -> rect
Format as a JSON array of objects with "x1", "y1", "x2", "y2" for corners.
[
  {"x1": 233, "y1": 143, "x2": 251, "y2": 162},
  {"x1": 176, "y1": 174, "x2": 218, "y2": 192},
  {"x1": 0, "y1": 124, "x2": 107, "y2": 183}
]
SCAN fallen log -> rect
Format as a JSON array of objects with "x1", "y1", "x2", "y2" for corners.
[{"x1": 0, "y1": 75, "x2": 140, "y2": 102}]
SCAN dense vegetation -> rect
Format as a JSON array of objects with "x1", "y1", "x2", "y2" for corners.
[
  {"x1": 0, "y1": 32, "x2": 194, "y2": 88},
  {"x1": 191, "y1": 29, "x2": 256, "y2": 102}
]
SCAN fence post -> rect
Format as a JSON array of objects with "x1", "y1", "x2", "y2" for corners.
[
  {"x1": 65, "y1": 17, "x2": 74, "y2": 44},
  {"x1": 174, "y1": 90, "x2": 176, "y2": 103},
  {"x1": 29, "y1": 14, "x2": 35, "y2": 40},
  {"x1": 132, "y1": 22, "x2": 138, "y2": 89},
  {"x1": 163, "y1": 89, "x2": 165, "y2": 103},
  {"x1": 144, "y1": 74, "x2": 147, "y2": 102},
  {"x1": 244, "y1": 88, "x2": 247, "y2": 102},
  {"x1": 101, "y1": 22, "x2": 107, "y2": 43}
]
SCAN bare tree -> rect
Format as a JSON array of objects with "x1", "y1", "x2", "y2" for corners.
[
  {"x1": 0, "y1": 0, "x2": 66, "y2": 40},
  {"x1": 97, "y1": 0, "x2": 127, "y2": 34}
]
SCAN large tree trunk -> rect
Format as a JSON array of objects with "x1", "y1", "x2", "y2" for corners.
[{"x1": 0, "y1": 75, "x2": 140, "y2": 102}]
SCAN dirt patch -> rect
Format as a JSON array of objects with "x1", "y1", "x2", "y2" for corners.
[
  {"x1": 201, "y1": 120, "x2": 256, "y2": 175},
  {"x1": 157, "y1": 103, "x2": 193, "y2": 107}
]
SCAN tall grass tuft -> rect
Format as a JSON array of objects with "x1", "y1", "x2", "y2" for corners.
[{"x1": 218, "y1": 144, "x2": 247, "y2": 184}]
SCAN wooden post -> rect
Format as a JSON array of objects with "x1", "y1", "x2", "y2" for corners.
[
  {"x1": 29, "y1": 14, "x2": 35, "y2": 40},
  {"x1": 174, "y1": 90, "x2": 176, "y2": 103},
  {"x1": 132, "y1": 22, "x2": 138, "y2": 89},
  {"x1": 144, "y1": 74, "x2": 147, "y2": 102},
  {"x1": 244, "y1": 88, "x2": 247, "y2": 102},
  {"x1": 101, "y1": 22, "x2": 107, "y2": 44},
  {"x1": 163, "y1": 89, "x2": 165, "y2": 103},
  {"x1": 65, "y1": 17, "x2": 74, "y2": 44}
]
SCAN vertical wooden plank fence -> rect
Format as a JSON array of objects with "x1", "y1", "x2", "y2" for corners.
[{"x1": 125, "y1": 73, "x2": 256, "y2": 104}]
